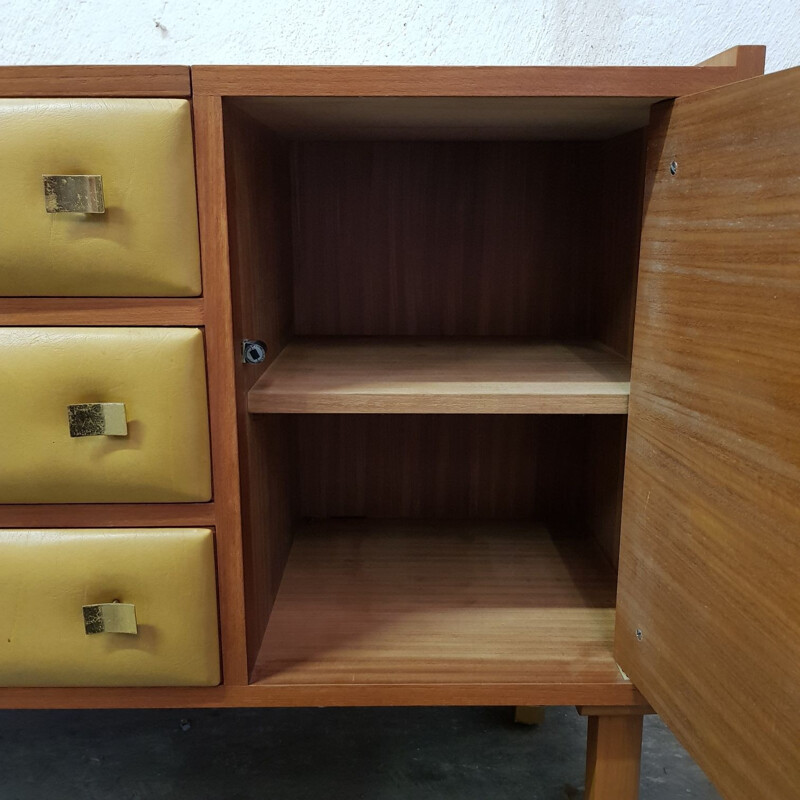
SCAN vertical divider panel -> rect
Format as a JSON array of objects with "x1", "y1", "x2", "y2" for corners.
[{"x1": 192, "y1": 94, "x2": 249, "y2": 685}]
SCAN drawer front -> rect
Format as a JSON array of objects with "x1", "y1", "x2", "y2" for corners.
[
  {"x1": 0, "y1": 99, "x2": 201, "y2": 297},
  {"x1": 0, "y1": 528, "x2": 220, "y2": 687},
  {"x1": 0, "y1": 327, "x2": 212, "y2": 503}
]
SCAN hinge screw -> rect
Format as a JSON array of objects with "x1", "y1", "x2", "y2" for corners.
[
  {"x1": 669, "y1": 160, "x2": 678, "y2": 175},
  {"x1": 241, "y1": 339, "x2": 267, "y2": 364}
]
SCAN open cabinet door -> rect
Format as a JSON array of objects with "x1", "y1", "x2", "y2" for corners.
[{"x1": 616, "y1": 67, "x2": 800, "y2": 800}]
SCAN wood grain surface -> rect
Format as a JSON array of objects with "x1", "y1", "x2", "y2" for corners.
[
  {"x1": 252, "y1": 520, "x2": 628, "y2": 691},
  {"x1": 577, "y1": 704, "x2": 653, "y2": 717},
  {"x1": 0, "y1": 503, "x2": 214, "y2": 528},
  {"x1": 585, "y1": 714, "x2": 644, "y2": 800},
  {"x1": 222, "y1": 101, "x2": 296, "y2": 672},
  {"x1": 0, "y1": 679, "x2": 641, "y2": 710},
  {"x1": 584, "y1": 415, "x2": 628, "y2": 569},
  {"x1": 592, "y1": 129, "x2": 647, "y2": 358},
  {"x1": 584, "y1": 129, "x2": 645, "y2": 569},
  {"x1": 0, "y1": 66, "x2": 190, "y2": 97},
  {"x1": 232, "y1": 96, "x2": 655, "y2": 140},
  {"x1": 291, "y1": 140, "x2": 614, "y2": 338},
  {"x1": 616, "y1": 67, "x2": 800, "y2": 800},
  {"x1": 696, "y1": 44, "x2": 766, "y2": 76},
  {"x1": 0, "y1": 298, "x2": 204, "y2": 326},
  {"x1": 294, "y1": 414, "x2": 621, "y2": 525},
  {"x1": 248, "y1": 338, "x2": 630, "y2": 414},
  {"x1": 192, "y1": 64, "x2": 752, "y2": 98},
  {"x1": 192, "y1": 94, "x2": 249, "y2": 685}
]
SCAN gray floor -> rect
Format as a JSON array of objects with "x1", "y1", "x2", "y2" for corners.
[{"x1": 0, "y1": 706, "x2": 719, "y2": 799}]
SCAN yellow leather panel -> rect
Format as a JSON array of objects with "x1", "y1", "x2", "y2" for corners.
[
  {"x1": 0, "y1": 528, "x2": 220, "y2": 687},
  {"x1": 0, "y1": 328, "x2": 212, "y2": 503},
  {"x1": 0, "y1": 99, "x2": 201, "y2": 296}
]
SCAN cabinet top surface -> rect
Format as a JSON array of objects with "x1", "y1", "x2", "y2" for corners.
[
  {"x1": 191, "y1": 63, "x2": 756, "y2": 98},
  {"x1": 0, "y1": 66, "x2": 191, "y2": 97},
  {"x1": 0, "y1": 46, "x2": 765, "y2": 99}
]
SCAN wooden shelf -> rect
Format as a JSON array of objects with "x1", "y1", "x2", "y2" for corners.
[
  {"x1": 251, "y1": 520, "x2": 626, "y2": 694},
  {"x1": 247, "y1": 338, "x2": 630, "y2": 414}
]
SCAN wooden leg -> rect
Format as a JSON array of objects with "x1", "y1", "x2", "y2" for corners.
[
  {"x1": 584, "y1": 713, "x2": 644, "y2": 800},
  {"x1": 514, "y1": 705, "x2": 545, "y2": 725}
]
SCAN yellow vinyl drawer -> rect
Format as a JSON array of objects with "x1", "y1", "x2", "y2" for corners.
[
  {"x1": 0, "y1": 327, "x2": 212, "y2": 503},
  {"x1": 0, "y1": 98, "x2": 201, "y2": 296},
  {"x1": 0, "y1": 528, "x2": 220, "y2": 687}
]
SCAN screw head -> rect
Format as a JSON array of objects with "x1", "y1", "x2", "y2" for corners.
[
  {"x1": 635, "y1": 628, "x2": 643, "y2": 641},
  {"x1": 241, "y1": 339, "x2": 267, "y2": 365},
  {"x1": 669, "y1": 160, "x2": 678, "y2": 175}
]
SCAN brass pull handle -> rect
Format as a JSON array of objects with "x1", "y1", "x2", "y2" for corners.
[
  {"x1": 43, "y1": 174, "x2": 105, "y2": 213},
  {"x1": 67, "y1": 403, "x2": 128, "y2": 437},
  {"x1": 82, "y1": 602, "x2": 138, "y2": 635}
]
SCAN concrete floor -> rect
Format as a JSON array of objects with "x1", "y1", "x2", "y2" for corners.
[{"x1": 0, "y1": 706, "x2": 719, "y2": 799}]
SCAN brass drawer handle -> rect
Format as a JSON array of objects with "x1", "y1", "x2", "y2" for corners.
[
  {"x1": 43, "y1": 174, "x2": 105, "y2": 213},
  {"x1": 67, "y1": 403, "x2": 128, "y2": 437},
  {"x1": 82, "y1": 602, "x2": 138, "y2": 635}
]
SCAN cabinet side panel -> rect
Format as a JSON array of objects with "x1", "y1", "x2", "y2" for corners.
[
  {"x1": 592, "y1": 129, "x2": 647, "y2": 359},
  {"x1": 584, "y1": 131, "x2": 645, "y2": 569},
  {"x1": 617, "y1": 69, "x2": 800, "y2": 800},
  {"x1": 584, "y1": 416, "x2": 627, "y2": 570},
  {"x1": 223, "y1": 101, "x2": 297, "y2": 674}
]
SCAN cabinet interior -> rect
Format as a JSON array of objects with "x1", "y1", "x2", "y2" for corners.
[{"x1": 222, "y1": 96, "x2": 648, "y2": 685}]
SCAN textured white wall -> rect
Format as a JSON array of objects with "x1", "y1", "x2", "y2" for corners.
[{"x1": 0, "y1": 0, "x2": 797, "y2": 72}]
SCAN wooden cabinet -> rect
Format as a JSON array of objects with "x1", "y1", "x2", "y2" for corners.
[{"x1": 0, "y1": 48, "x2": 797, "y2": 800}]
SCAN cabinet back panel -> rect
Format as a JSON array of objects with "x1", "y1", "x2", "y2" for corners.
[
  {"x1": 291, "y1": 141, "x2": 602, "y2": 336},
  {"x1": 296, "y1": 415, "x2": 622, "y2": 534}
]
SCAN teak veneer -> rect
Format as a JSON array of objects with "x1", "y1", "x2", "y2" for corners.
[
  {"x1": 247, "y1": 338, "x2": 631, "y2": 414},
  {"x1": 251, "y1": 520, "x2": 626, "y2": 693},
  {"x1": 0, "y1": 298, "x2": 205, "y2": 326},
  {"x1": 0, "y1": 65, "x2": 191, "y2": 97}
]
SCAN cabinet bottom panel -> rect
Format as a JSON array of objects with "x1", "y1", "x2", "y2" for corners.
[
  {"x1": 0, "y1": 682, "x2": 642, "y2": 710},
  {"x1": 252, "y1": 520, "x2": 631, "y2": 692}
]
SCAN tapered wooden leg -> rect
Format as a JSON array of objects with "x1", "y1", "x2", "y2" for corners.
[{"x1": 584, "y1": 713, "x2": 644, "y2": 800}]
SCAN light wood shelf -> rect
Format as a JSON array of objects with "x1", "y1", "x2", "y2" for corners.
[
  {"x1": 251, "y1": 520, "x2": 626, "y2": 692},
  {"x1": 247, "y1": 338, "x2": 630, "y2": 414}
]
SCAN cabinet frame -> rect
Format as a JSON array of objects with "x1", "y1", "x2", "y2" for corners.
[
  {"x1": 0, "y1": 43, "x2": 767, "y2": 705},
  {"x1": 0, "y1": 46, "x2": 783, "y2": 800}
]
